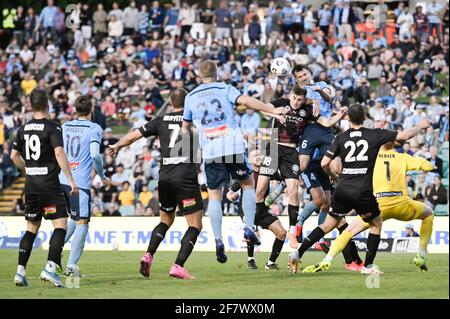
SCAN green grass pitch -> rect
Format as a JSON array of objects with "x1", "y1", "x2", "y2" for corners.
[{"x1": 0, "y1": 250, "x2": 448, "y2": 299}]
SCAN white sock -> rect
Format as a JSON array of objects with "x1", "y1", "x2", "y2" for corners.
[
  {"x1": 248, "y1": 257, "x2": 255, "y2": 262},
  {"x1": 419, "y1": 247, "x2": 428, "y2": 258},
  {"x1": 17, "y1": 265, "x2": 26, "y2": 276},
  {"x1": 45, "y1": 261, "x2": 57, "y2": 273},
  {"x1": 267, "y1": 260, "x2": 274, "y2": 265}
]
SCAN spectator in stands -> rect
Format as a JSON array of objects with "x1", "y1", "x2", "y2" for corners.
[
  {"x1": 103, "y1": 202, "x2": 121, "y2": 217},
  {"x1": 426, "y1": 176, "x2": 448, "y2": 207},
  {"x1": 429, "y1": 145, "x2": 444, "y2": 177},
  {"x1": 405, "y1": 224, "x2": 420, "y2": 237}
]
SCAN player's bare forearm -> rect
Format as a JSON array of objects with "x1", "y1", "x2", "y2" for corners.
[
  {"x1": 396, "y1": 119, "x2": 430, "y2": 141},
  {"x1": 10, "y1": 150, "x2": 25, "y2": 172},
  {"x1": 182, "y1": 120, "x2": 192, "y2": 134},
  {"x1": 321, "y1": 156, "x2": 338, "y2": 180},
  {"x1": 115, "y1": 129, "x2": 143, "y2": 150},
  {"x1": 237, "y1": 95, "x2": 282, "y2": 114}
]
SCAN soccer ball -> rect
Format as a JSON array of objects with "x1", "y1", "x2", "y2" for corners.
[{"x1": 270, "y1": 58, "x2": 291, "y2": 77}]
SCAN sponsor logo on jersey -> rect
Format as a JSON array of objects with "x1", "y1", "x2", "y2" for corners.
[
  {"x1": 260, "y1": 167, "x2": 276, "y2": 175},
  {"x1": 299, "y1": 109, "x2": 306, "y2": 117},
  {"x1": 182, "y1": 198, "x2": 196, "y2": 208},
  {"x1": 235, "y1": 169, "x2": 248, "y2": 176},
  {"x1": 43, "y1": 206, "x2": 57, "y2": 215},
  {"x1": 342, "y1": 168, "x2": 368, "y2": 174},
  {"x1": 24, "y1": 123, "x2": 45, "y2": 131},
  {"x1": 69, "y1": 162, "x2": 80, "y2": 170},
  {"x1": 292, "y1": 164, "x2": 300, "y2": 173},
  {"x1": 204, "y1": 124, "x2": 229, "y2": 139},
  {"x1": 375, "y1": 191, "x2": 403, "y2": 198}
]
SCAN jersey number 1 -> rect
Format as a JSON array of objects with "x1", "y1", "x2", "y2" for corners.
[
  {"x1": 384, "y1": 161, "x2": 391, "y2": 181},
  {"x1": 24, "y1": 134, "x2": 41, "y2": 160}
]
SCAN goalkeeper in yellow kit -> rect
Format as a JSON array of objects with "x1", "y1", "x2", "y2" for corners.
[{"x1": 303, "y1": 141, "x2": 434, "y2": 273}]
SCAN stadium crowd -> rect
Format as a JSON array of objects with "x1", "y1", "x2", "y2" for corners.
[{"x1": 0, "y1": 0, "x2": 448, "y2": 217}]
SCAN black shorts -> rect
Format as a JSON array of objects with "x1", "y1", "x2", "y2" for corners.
[
  {"x1": 254, "y1": 209, "x2": 278, "y2": 229},
  {"x1": 329, "y1": 186, "x2": 380, "y2": 223},
  {"x1": 158, "y1": 177, "x2": 204, "y2": 215},
  {"x1": 260, "y1": 144, "x2": 300, "y2": 180},
  {"x1": 298, "y1": 124, "x2": 334, "y2": 157},
  {"x1": 300, "y1": 167, "x2": 333, "y2": 192},
  {"x1": 24, "y1": 192, "x2": 69, "y2": 222},
  {"x1": 204, "y1": 153, "x2": 252, "y2": 190}
]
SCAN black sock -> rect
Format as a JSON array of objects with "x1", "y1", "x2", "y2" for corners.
[
  {"x1": 269, "y1": 238, "x2": 285, "y2": 263},
  {"x1": 338, "y1": 223, "x2": 354, "y2": 264},
  {"x1": 364, "y1": 233, "x2": 381, "y2": 267},
  {"x1": 247, "y1": 243, "x2": 255, "y2": 259},
  {"x1": 18, "y1": 231, "x2": 37, "y2": 268},
  {"x1": 48, "y1": 228, "x2": 66, "y2": 268},
  {"x1": 338, "y1": 223, "x2": 363, "y2": 264},
  {"x1": 147, "y1": 222, "x2": 170, "y2": 256},
  {"x1": 288, "y1": 205, "x2": 299, "y2": 226},
  {"x1": 175, "y1": 227, "x2": 200, "y2": 267},
  {"x1": 298, "y1": 227, "x2": 325, "y2": 259}
]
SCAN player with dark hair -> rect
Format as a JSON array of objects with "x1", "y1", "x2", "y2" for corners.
[
  {"x1": 288, "y1": 103, "x2": 430, "y2": 274},
  {"x1": 254, "y1": 84, "x2": 348, "y2": 268},
  {"x1": 304, "y1": 140, "x2": 435, "y2": 272},
  {"x1": 108, "y1": 88, "x2": 204, "y2": 279},
  {"x1": 11, "y1": 88, "x2": 78, "y2": 287},
  {"x1": 59, "y1": 94, "x2": 111, "y2": 276}
]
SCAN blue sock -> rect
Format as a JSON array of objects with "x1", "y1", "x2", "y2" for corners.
[
  {"x1": 208, "y1": 200, "x2": 223, "y2": 240},
  {"x1": 65, "y1": 218, "x2": 76, "y2": 244},
  {"x1": 67, "y1": 224, "x2": 89, "y2": 269},
  {"x1": 298, "y1": 202, "x2": 319, "y2": 226},
  {"x1": 318, "y1": 210, "x2": 328, "y2": 225},
  {"x1": 242, "y1": 188, "x2": 256, "y2": 228}
]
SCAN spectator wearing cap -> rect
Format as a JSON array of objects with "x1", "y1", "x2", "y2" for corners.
[{"x1": 404, "y1": 224, "x2": 419, "y2": 237}]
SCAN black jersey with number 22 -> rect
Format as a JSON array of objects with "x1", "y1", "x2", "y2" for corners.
[
  {"x1": 325, "y1": 127, "x2": 398, "y2": 191},
  {"x1": 12, "y1": 118, "x2": 64, "y2": 194}
]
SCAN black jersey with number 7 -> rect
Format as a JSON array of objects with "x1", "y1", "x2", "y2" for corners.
[
  {"x1": 325, "y1": 127, "x2": 398, "y2": 190},
  {"x1": 12, "y1": 118, "x2": 64, "y2": 194}
]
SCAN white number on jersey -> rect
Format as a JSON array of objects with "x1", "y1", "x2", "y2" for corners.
[
  {"x1": 344, "y1": 140, "x2": 368, "y2": 162},
  {"x1": 24, "y1": 134, "x2": 41, "y2": 161},
  {"x1": 168, "y1": 124, "x2": 181, "y2": 148}
]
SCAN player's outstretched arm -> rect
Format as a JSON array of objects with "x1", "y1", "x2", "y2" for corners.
[
  {"x1": 55, "y1": 146, "x2": 79, "y2": 195},
  {"x1": 237, "y1": 95, "x2": 287, "y2": 115},
  {"x1": 317, "y1": 106, "x2": 347, "y2": 127},
  {"x1": 321, "y1": 156, "x2": 339, "y2": 183},
  {"x1": 181, "y1": 120, "x2": 192, "y2": 134},
  {"x1": 396, "y1": 119, "x2": 430, "y2": 141},
  {"x1": 107, "y1": 129, "x2": 144, "y2": 157},
  {"x1": 10, "y1": 149, "x2": 25, "y2": 172}
]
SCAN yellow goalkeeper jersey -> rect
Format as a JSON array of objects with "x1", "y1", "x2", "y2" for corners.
[{"x1": 373, "y1": 149, "x2": 434, "y2": 199}]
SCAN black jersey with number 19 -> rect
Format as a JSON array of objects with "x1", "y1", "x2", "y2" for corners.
[
  {"x1": 325, "y1": 127, "x2": 398, "y2": 191},
  {"x1": 12, "y1": 118, "x2": 64, "y2": 194}
]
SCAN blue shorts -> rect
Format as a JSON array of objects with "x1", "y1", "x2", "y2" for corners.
[
  {"x1": 300, "y1": 167, "x2": 333, "y2": 192},
  {"x1": 62, "y1": 185, "x2": 91, "y2": 221},
  {"x1": 298, "y1": 123, "x2": 334, "y2": 157},
  {"x1": 204, "y1": 153, "x2": 252, "y2": 190}
]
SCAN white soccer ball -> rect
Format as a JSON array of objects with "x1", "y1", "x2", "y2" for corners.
[{"x1": 270, "y1": 57, "x2": 291, "y2": 77}]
